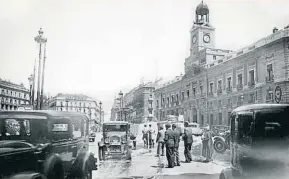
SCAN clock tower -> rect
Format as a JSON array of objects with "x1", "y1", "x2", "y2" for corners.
[
  {"x1": 185, "y1": 1, "x2": 215, "y2": 73},
  {"x1": 190, "y1": 1, "x2": 215, "y2": 54}
]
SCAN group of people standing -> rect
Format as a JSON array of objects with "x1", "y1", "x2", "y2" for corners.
[
  {"x1": 155, "y1": 121, "x2": 194, "y2": 168},
  {"x1": 142, "y1": 124, "x2": 156, "y2": 149}
]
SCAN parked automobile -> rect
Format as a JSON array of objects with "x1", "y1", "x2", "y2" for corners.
[
  {"x1": 98, "y1": 121, "x2": 132, "y2": 161},
  {"x1": 213, "y1": 129, "x2": 230, "y2": 153},
  {"x1": 188, "y1": 122, "x2": 203, "y2": 136},
  {"x1": 0, "y1": 110, "x2": 97, "y2": 179},
  {"x1": 89, "y1": 132, "x2": 96, "y2": 142},
  {"x1": 219, "y1": 104, "x2": 289, "y2": 179}
]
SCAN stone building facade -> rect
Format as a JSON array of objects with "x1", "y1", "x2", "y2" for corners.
[
  {"x1": 0, "y1": 79, "x2": 30, "y2": 111},
  {"x1": 154, "y1": 1, "x2": 289, "y2": 127},
  {"x1": 48, "y1": 93, "x2": 102, "y2": 123},
  {"x1": 122, "y1": 82, "x2": 155, "y2": 124}
]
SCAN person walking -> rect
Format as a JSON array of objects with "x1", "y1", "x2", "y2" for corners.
[
  {"x1": 202, "y1": 127, "x2": 213, "y2": 161},
  {"x1": 182, "y1": 121, "x2": 193, "y2": 163},
  {"x1": 130, "y1": 132, "x2": 137, "y2": 150},
  {"x1": 172, "y1": 124, "x2": 181, "y2": 166},
  {"x1": 142, "y1": 124, "x2": 148, "y2": 148},
  {"x1": 148, "y1": 124, "x2": 155, "y2": 148},
  {"x1": 155, "y1": 126, "x2": 165, "y2": 157},
  {"x1": 164, "y1": 123, "x2": 175, "y2": 168}
]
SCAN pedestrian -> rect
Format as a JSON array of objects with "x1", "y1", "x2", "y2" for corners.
[
  {"x1": 130, "y1": 132, "x2": 137, "y2": 150},
  {"x1": 202, "y1": 127, "x2": 213, "y2": 161},
  {"x1": 164, "y1": 123, "x2": 175, "y2": 168},
  {"x1": 148, "y1": 124, "x2": 156, "y2": 148},
  {"x1": 182, "y1": 121, "x2": 193, "y2": 163},
  {"x1": 142, "y1": 124, "x2": 148, "y2": 148},
  {"x1": 172, "y1": 124, "x2": 181, "y2": 166},
  {"x1": 155, "y1": 126, "x2": 165, "y2": 157}
]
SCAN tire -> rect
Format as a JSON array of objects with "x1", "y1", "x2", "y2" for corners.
[
  {"x1": 46, "y1": 162, "x2": 64, "y2": 179},
  {"x1": 82, "y1": 167, "x2": 92, "y2": 179},
  {"x1": 219, "y1": 173, "x2": 226, "y2": 179},
  {"x1": 214, "y1": 139, "x2": 226, "y2": 154}
]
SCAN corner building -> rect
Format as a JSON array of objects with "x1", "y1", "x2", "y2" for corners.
[{"x1": 154, "y1": 1, "x2": 289, "y2": 127}]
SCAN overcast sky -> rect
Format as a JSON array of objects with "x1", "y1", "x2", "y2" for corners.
[{"x1": 0, "y1": 0, "x2": 288, "y2": 119}]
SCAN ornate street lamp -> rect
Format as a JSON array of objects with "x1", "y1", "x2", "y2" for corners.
[
  {"x1": 34, "y1": 28, "x2": 47, "y2": 110},
  {"x1": 28, "y1": 74, "x2": 34, "y2": 107},
  {"x1": 99, "y1": 101, "x2": 102, "y2": 131},
  {"x1": 118, "y1": 91, "x2": 123, "y2": 121}
]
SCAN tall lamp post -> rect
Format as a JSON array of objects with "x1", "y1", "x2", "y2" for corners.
[
  {"x1": 118, "y1": 91, "x2": 123, "y2": 121},
  {"x1": 28, "y1": 74, "x2": 34, "y2": 108},
  {"x1": 99, "y1": 101, "x2": 102, "y2": 132},
  {"x1": 34, "y1": 28, "x2": 47, "y2": 110}
]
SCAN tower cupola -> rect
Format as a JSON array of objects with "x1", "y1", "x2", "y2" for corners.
[{"x1": 195, "y1": 1, "x2": 209, "y2": 25}]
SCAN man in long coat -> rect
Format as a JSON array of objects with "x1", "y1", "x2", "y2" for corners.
[
  {"x1": 172, "y1": 124, "x2": 181, "y2": 166},
  {"x1": 183, "y1": 121, "x2": 193, "y2": 163},
  {"x1": 164, "y1": 123, "x2": 175, "y2": 168}
]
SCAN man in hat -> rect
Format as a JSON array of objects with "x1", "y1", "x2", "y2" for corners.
[
  {"x1": 156, "y1": 126, "x2": 165, "y2": 157},
  {"x1": 183, "y1": 121, "x2": 193, "y2": 162},
  {"x1": 164, "y1": 123, "x2": 175, "y2": 168},
  {"x1": 172, "y1": 123, "x2": 181, "y2": 166}
]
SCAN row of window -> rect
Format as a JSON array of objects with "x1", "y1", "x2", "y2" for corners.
[
  {"x1": 0, "y1": 97, "x2": 27, "y2": 105},
  {"x1": 56, "y1": 101, "x2": 95, "y2": 108},
  {"x1": 55, "y1": 107, "x2": 97, "y2": 114},
  {"x1": 156, "y1": 64, "x2": 274, "y2": 108},
  {"x1": 0, "y1": 89, "x2": 29, "y2": 99}
]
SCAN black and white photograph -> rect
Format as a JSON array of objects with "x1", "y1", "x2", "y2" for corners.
[{"x1": 0, "y1": 0, "x2": 289, "y2": 179}]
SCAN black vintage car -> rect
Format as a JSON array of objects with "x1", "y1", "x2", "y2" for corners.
[
  {"x1": 219, "y1": 104, "x2": 289, "y2": 179},
  {"x1": 0, "y1": 110, "x2": 97, "y2": 179}
]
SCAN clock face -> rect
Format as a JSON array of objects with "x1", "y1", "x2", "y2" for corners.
[
  {"x1": 203, "y1": 34, "x2": 210, "y2": 43},
  {"x1": 192, "y1": 36, "x2": 197, "y2": 44}
]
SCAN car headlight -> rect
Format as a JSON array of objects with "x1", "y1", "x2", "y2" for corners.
[{"x1": 104, "y1": 138, "x2": 109, "y2": 143}]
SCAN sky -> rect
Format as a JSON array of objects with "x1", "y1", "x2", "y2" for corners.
[{"x1": 0, "y1": 0, "x2": 288, "y2": 119}]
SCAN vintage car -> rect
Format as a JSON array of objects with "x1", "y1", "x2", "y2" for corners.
[
  {"x1": 219, "y1": 104, "x2": 289, "y2": 179},
  {"x1": 89, "y1": 132, "x2": 96, "y2": 142},
  {"x1": 211, "y1": 125, "x2": 231, "y2": 153},
  {"x1": 188, "y1": 122, "x2": 203, "y2": 136},
  {"x1": 0, "y1": 110, "x2": 97, "y2": 179},
  {"x1": 98, "y1": 121, "x2": 132, "y2": 161}
]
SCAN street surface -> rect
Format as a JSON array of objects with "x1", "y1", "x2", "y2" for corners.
[{"x1": 89, "y1": 133, "x2": 230, "y2": 179}]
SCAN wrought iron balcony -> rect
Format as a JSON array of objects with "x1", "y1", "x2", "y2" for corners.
[
  {"x1": 226, "y1": 87, "x2": 232, "y2": 93},
  {"x1": 266, "y1": 75, "x2": 274, "y2": 83},
  {"x1": 237, "y1": 84, "x2": 243, "y2": 91},
  {"x1": 217, "y1": 89, "x2": 222, "y2": 95},
  {"x1": 248, "y1": 81, "x2": 255, "y2": 88}
]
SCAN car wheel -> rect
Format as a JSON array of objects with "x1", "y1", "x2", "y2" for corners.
[
  {"x1": 83, "y1": 169, "x2": 92, "y2": 179},
  {"x1": 47, "y1": 162, "x2": 64, "y2": 179},
  {"x1": 214, "y1": 140, "x2": 226, "y2": 153}
]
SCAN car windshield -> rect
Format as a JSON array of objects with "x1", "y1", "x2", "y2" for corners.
[{"x1": 103, "y1": 124, "x2": 127, "y2": 132}]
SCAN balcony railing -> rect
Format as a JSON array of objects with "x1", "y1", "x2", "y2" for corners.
[
  {"x1": 237, "y1": 84, "x2": 243, "y2": 91},
  {"x1": 248, "y1": 81, "x2": 255, "y2": 87},
  {"x1": 226, "y1": 87, "x2": 232, "y2": 93},
  {"x1": 266, "y1": 75, "x2": 274, "y2": 83},
  {"x1": 217, "y1": 89, "x2": 222, "y2": 95}
]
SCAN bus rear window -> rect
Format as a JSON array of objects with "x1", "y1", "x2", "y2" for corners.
[{"x1": 255, "y1": 109, "x2": 289, "y2": 138}]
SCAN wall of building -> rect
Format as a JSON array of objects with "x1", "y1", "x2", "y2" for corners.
[
  {"x1": 155, "y1": 33, "x2": 289, "y2": 127},
  {"x1": 0, "y1": 80, "x2": 30, "y2": 111}
]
